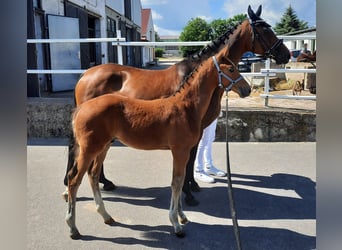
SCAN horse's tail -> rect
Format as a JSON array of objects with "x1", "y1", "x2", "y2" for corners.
[{"x1": 72, "y1": 72, "x2": 85, "y2": 106}]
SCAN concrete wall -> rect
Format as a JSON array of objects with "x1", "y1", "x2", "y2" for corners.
[{"x1": 27, "y1": 98, "x2": 316, "y2": 142}]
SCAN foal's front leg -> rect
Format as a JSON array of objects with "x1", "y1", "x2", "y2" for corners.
[
  {"x1": 170, "y1": 148, "x2": 190, "y2": 237},
  {"x1": 88, "y1": 144, "x2": 115, "y2": 225}
]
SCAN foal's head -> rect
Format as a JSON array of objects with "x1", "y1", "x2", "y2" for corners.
[
  {"x1": 216, "y1": 56, "x2": 251, "y2": 98},
  {"x1": 245, "y1": 5, "x2": 290, "y2": 64}
]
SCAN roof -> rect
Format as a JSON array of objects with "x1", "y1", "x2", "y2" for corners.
[
  {"x1": 141, "y1": 8, "x2": 151, "y2": 35},
  {"x1": 286, "y1": 27, "x2": 316, "y2": 36},
  {"x1": 159, "y1": 36, "x2": 180, "y2": 41}
]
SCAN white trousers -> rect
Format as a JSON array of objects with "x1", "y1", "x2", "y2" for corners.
[{"x1": 194, "y1": 118, "x2": 218, "y2": 171}]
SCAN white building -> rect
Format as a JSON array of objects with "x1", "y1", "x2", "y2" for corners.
[
  {"x1": 283, "y1": 27, "x2": 316, "y2": 52},
  {"x1": 28, "y1": 0, "x2": 147, "y2": 95}
]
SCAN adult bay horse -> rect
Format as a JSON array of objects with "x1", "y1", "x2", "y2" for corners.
[
  {"x1": 63, "y1": 5, "x2": 290, "y2": 204},
  {"x1": 67, "y1": 44, "x2": 249, "y2": 239}
]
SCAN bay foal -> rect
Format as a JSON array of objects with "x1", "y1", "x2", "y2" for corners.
[{"x1": 67, "y1": 44, "x2": 249, "y2": 239}]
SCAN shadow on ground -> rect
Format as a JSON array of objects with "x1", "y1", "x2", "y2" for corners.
[{"x1": 76, "y1": 171, "x2": 316, "y2": 249}]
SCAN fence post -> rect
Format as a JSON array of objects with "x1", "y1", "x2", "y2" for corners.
[
  {"x1": 116, "y1": 30, "x2": 123, "y2": 65},
  {"x1": 264, "y1": 58, "x2": 271, "y2": 107}
]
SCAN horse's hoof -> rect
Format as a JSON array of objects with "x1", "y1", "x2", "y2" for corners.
[
  {"x1": 61, "y1": 191, "x2": 68, "y2": 202},
  {"x1": 104, "y1": 217, "x2": 115, "y2": 225},
  {"x1": 70, "y1": 231, "x2": 82, "y2": 240},
  {"x1": 102, "y1": 181, "x2": 116, "y2": 191},
  {"x1": 175, "y1": 230, "x2": 186, "y2": 238},
  {"x1": 184, "y1": 195, "x2": 199, "y2": 206}
]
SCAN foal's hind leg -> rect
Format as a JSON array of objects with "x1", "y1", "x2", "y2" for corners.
[
  {"x1": 62, "y1": 138, "x2": 77, "y2": 202},
  {"x1": 65, "y1": 153, "x2": 92, "y2": 239},
  {"x1": 88, "y1": 143, "x2": 115, "y2": 225}
]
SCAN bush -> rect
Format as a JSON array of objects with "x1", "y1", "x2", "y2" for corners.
[{"x1": 155, "y1": 48, "x2": 164, "y2": 58}]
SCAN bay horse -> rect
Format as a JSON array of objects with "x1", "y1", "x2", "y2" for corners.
[
  {"x1": 297, "y1": 50, "x2": 316, "y2": 62},
  {"x1": 66, "y1": 6, "x2": 290, "y2": 239},
  {"x1": 67, "y1": 45, "x2": 248, "y2": 239},
  {"x1": 62, "y1": 5, "x2": 290, "y2": 205}
]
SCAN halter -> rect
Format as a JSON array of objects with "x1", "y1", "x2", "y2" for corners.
[
  {"x1": 212, "y1": 56, "x2": 244, "y2": 92},
  {"x1": 250, "y1": 19, "x2": 284, "y2": 59}
]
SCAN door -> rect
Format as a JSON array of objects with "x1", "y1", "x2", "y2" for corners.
[{"x1": 48, "y1": 15, "x2": 81, "y2": 92}]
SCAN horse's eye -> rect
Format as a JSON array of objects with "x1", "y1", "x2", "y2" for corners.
[
  {"x1": 229, "y1": 67, "x2": 235, "y2": 73},
  {"x1": 263, "y1": 27, "x2": 269, "y2": 32}
]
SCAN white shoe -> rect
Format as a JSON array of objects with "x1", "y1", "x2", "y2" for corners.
[
  {"x1": 194, "y1": 170, "x2": 215, "y2": 183},
  {"x1": 205, "y1": 166, "x2": 227, "y2": 177}
]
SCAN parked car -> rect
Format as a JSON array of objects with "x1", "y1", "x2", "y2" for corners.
[{"x1": 238, "y1": 51, "x2": 265, "y2": 72}]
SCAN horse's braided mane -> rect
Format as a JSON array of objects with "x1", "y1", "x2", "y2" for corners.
[
  {"x1": 190, "y1": 25, "x2": 236, "y2": 61},
  {"x1": 171, "y1": 21, "x2": 244, "y2": 96}
]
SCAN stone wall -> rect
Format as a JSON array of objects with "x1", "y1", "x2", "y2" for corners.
[
  {"x1": 27, "y1": 98, "x2": 316, "y2": 142},
  {"x1": 216, "y1": 108, "x2": 315, "y2": 142},
  {"x1": 27, "y1": 98, "x2": 74, "y2": 138}
]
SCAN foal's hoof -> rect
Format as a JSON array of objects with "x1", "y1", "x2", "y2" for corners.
[
  {"x1": 70, "y1": 231, "x2": 82, "y2": 240},
  {"x1": 61, "y1": 191, "x2": 68, "y2": 202},
  {"x1": 180, "y1": 217, "x2": 189, "y2": 225},
  {"x1": 104, "y1": 217, "x2": 115, "y2": 225}
]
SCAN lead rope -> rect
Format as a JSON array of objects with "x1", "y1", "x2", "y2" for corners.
[{"x1": 225, "y1": 90, "x2": 242, "y2": 250}]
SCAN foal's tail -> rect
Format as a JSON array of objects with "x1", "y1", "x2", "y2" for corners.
[
  {"x1": 64, "y1": 72, "x2": 84, "y2": 186},
  {"x1": 64, "y1": 103, "x2": 79, "y2": 186},
  {"x1": 70, "y1": 107, "x2": 81, "y2": 159}
]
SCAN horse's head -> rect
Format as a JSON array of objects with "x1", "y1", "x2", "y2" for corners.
[
  {"x1": 247, "y1": 5, "x2": 290, "y2": 64},
  {"x1": 214, "y1": 56, "x2": 251, "y2": 98}
]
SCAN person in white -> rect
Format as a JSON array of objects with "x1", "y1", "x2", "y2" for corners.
[{"x1": 194, "y1": 118, "x2": 227, "y2": 183}]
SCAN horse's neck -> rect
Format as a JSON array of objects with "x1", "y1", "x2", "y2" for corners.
[
  {"x1": 227, "y1": 23, "x2": 253, "y2": 65},
  {"x1": 175, "y1": 61, "x2": 197, "y2": 82},
  {"x1": 175, "y1": 33, "x2": 230, "y2": 79}
]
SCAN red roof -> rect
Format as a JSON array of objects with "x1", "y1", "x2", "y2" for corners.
[{"x1": 141, "y1": 8, "x2": 151, "y2": 35}]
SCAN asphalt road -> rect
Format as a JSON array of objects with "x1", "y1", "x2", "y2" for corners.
[{"x1": 27, "y1": 139, "x2": 316, "y2": 250}]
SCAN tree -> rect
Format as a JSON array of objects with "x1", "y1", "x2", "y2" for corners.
[
  {"x1": 155, "y1": 31, "x2": 161, "y2": 42},
  {"x1": 179, "y1": 17, "x2": 210, "y2": 57},
  {"x1": 179, "y1": 14, "x2": 247, "y2": 57},
  {"x1": 274, "y1": 5, "x2": 308, "y2": 35},
  {"x1": 210, "y1": 15, "x2": 247, "y2": 39}
]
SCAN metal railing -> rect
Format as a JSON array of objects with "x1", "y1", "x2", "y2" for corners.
[{"x1": 27, "y1": 34, "x2": 316, "y2": 106}]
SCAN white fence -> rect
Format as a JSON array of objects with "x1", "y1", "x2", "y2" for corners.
[{"x1": 27, "y1": 34, "x2": 316, "y2": 106}]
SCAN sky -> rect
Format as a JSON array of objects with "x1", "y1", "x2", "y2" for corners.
[{"x1": 141, "y1": 0, "x2": 316, "y2": 36}]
